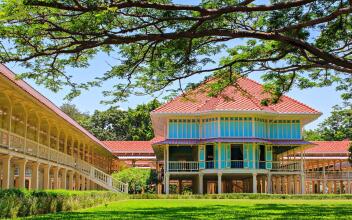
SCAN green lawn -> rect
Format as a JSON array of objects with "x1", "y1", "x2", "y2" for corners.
[{"x1": 26, "y1": 199, "x2": 352, "y2": 219}]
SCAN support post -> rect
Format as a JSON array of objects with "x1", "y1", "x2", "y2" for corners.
[
  {"x1": 43, "y1": 165, "x2": 51, "y2": 189},
  {"x1": 17, "y1": 159, "x2": 27, "y2": 189},
  {"x1": 301, "y1": 174, "x2": 305, "y2": 194},
  {"x1": 199, "y1": 173, "x2": 204, "y2": 194},
  {"x1": 268, "y1": 173, "x2": 272, "y2": 194},
  {"x1": 1, "y1": 155, "x2": 12, "y2": 189},
  {"x1": 52, "y1": 167, "x2": 59, "y2": 189},
  {"x1": 60, "y1": 169, "x2": 67, "y2": 189},
  {"x1": 253, "y1": 173, "x2": 257, "y2": 193},
  {"x1": 165, "y1": 173, "x2": 170, "y2": 194},
  {"x1": 68, "y1": 171, "x2": 74, "y2": 190},
  {"x1": 31, "y1": 162, "x2": 40, "y2": 190},
  {"x1": 81, "y1": 176, "x2": 86, "y2": 190},
  {"x1": 218, "y1": 172, "x2": 222, "y2": 194}
]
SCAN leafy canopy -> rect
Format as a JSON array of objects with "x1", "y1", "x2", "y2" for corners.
[
  {"x1": 0, "y1": 0, "x2": 351, "y2": 104},
  {"x1": 304, "y1": 103, "x2": 352, "y2": 141},
  {"x1": 60, "y1": 99, "x2": 161, "y2": 141}
]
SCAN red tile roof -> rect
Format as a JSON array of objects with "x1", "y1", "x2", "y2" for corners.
[
  {"x1": 0, "y1": 64, "x2": 110, "y2": 152},
  {"x1": 103, "y1": 141, "x2": 154, "y2": 154},
  {"x1": 305, "y1": 141, "x2": 351, "y2": 154},
  {"x1": 152, "y1": 77, "x2": 321, "y2": 114}
]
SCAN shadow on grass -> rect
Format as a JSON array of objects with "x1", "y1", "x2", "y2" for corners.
[{"x1": 27, "y1": 203, "x2": 352, "y2": 220}]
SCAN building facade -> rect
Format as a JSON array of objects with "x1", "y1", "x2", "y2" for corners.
[
  {"x1": 304, "y1": 140, "x2": 351, "y2": 194},
  {"x1": 151, "y1": 77, "x2": 322, "y2": 194},
  {"x1": 103, "y1": 141, "x2": 156, "y2": 172},
  {"x1": 0, "y1": 64, "x2": 127, "y2": 192}
]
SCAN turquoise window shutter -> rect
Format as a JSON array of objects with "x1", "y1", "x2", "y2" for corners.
[
  {"x1": 226, "y1": 144, "x2": 231, "y2": 168},
  {"x1": 265, "y1": 145, "x2": 272, "y2": 169},
  {"x1": 168, "y1": 120, "x2": 173, "y2": 138},
  {"x1": 243, "y1": 144, "x2": 248, "y2": 168},
  {"x1": 199, "y1": 145, "x2": 205, "y2": 169},
  {"x1": 248, "y1": 144, "x2": 253, "y2": 168},
  {"x1": 255, "y1": 145, "x2": 260, "y2": 168},
  {"x1": 214, "y1": 144, "x2": 218, "y2": 169},
  {"x1": 238, "y1": 119, "x2": 243, "y2": 137},
  {"x1": 230, "y1": 119, "x2": 235, "y2": 137},
  {"x1": 221, "y1": 143, "x2": 226, "y2": 168}
]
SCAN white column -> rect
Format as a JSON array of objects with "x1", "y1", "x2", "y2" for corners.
[
  {"x1": 31, "y1": 162, "x2": 40, "y2": 190},
  {"x1": 301, "y1": 174, "x2": 305, "y2": 194},
  {"x1": 52, "y1": 167, "x2": 59, "y2": 189},
  {"x1": 60, "y1": 169, "x2": 67, "y2": 189},
  {"x1": 268, "y1": 173, "x2": 272, "y2": 194},
  {"x1": 253, "y1": 173, "x2": 257, "y2": 193},
  {"x1": 199, "y1": 173, "x2": 204, "y2": 194},
  {"x1": 81, "y1": 176, "x2": 86, "y2": 190},
  {"x1": 68, "y1": 171, "x2": 74, "y2": 190},
  {"x1": 217, "y1": 172, "x2": 222, "y2": 194},
  {"x1": 43, "y1": 164, "x2": 51, "y2": 189},
  {"x1": 1, "y1": 155, "x2": 12, "y2": 189},
  {"x1": 165, "y1": 173, "x2": 170, "y2": 194},
  {"x1": 17, "y1": 159, "x2": 27, "y2": 189}
]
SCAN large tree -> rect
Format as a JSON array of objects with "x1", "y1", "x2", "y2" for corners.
[
  {"x1": 0, "y1": 0, "x2": 351, "y2": 103},
  {"x1": 304, "y1": 103, "x2": 352, "y2": 141},
  {"x1": 60, "y1": 99, "x2": 161, "y2": 140}
]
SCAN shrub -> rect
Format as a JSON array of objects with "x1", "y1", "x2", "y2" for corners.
[
  {"x1": 112, "y1": 168, "x2": 157, "y2": 194},
  {"x1": 0, "y1": 189, "x2": 127, "y2": 219}
]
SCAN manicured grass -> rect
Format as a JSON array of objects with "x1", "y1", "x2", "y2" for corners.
[{"x1": 26, "y1": 199, "x2": 352, "y2": 219}]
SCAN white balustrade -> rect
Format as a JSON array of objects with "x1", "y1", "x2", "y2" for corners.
[
  {"x1": 271, "y1": 160, "x2": 301, "y2": 171},
  {"x1": 168, "y1": 161, "x2": 199, "y2": 171},
  {"x1": 0, "y1": 129, "x2": 128, "y2": 193}
]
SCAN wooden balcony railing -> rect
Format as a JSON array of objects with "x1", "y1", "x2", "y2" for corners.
[
  {"x1": 271, "y1": 160, "x2": 301, "y2": 172},
  {"x1": 168, "y1": 161, "x2": 199, "y2": 172},
  {"x1": 167, "y1": 160, "x2": 302, "y2": 172},
  {"x1": 0, "y1": 128, "x2": 128, "y2": 193}
]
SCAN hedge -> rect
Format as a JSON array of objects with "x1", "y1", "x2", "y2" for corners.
[
  {"x1": 0, "y1": 189, "x2": 127, "y2": 219},
  {"x1": 129, "y1": 193, "x2": 352, "y2": 200}
]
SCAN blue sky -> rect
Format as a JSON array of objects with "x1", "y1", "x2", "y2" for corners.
[{"x1": 4, "y1": 0, "x2": 344, "y2": 130}]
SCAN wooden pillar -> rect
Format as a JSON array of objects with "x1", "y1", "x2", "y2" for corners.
[
  {"x1": 268, "y1": 173, "x2": 272, "y2": 194},
  {"x1": 165, "y1": 173, "x2": 170, "y2": 194},
  {"x1": 43, "y1": 165, "x2": 51, "y2": 189},
  {"x1": 252, "y1": 173, "x2": 257, "y2": 193},
  {"x1": 52, "y1": 167, "x2": 59, "y2": 189},
  {"x1": 17, "y1": 159, "x2": 27, "y2": 189},
  {"x1": 1, "y1": 156, "x2": 12, "y2": 189},
  {"x1": 301, "y1": 174, "x2": 305, "y2": 194},
  {"x1": 218, "y1": 172, "x2": 222, "y2": 194},
  {"x1": 68, "y1": 171, "x2": 74, "y2": 190},
  {"x1": 31, "y1": 162, "x2": 40, "y2": 190},
  {"x1": 60, "y1": 169, "x2": 67, "y2": 189}
]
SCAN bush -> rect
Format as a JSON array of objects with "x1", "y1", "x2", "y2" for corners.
[
  {"x1": 129, "y1": 193, "x2": 352, "y2": 200},
  {"x1": 112, "y1": 168, "x2": 157, "y2": 194},
  {"x1": 0, "y1": 189, "x2": 127, "y2": 219}
]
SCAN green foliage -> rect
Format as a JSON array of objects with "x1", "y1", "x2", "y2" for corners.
[
  {"x1": 60, "y1": 99, "x2": 161, "y2": 141},
  {"x1": 0, "y1": 0, "x2": 351, "y2": 104},
  {"x1": 0, "y1": 189, "x2": 126, "y2": 219},
  {"x1": 112, "y1": 168, "x2": 157, "y2": 194},
  {"x1": 305, "y1": 103, "x2": 352, "y2": 141}
]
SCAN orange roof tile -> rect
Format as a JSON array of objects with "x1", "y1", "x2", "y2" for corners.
[
  {"x1": 103, "y1": 141, "x2": 154, "y2": 154},
  {"x1": 152, "y1": 77, "x2": 320, "y2": 115},
  {"x1": 306, "y1": 141, "x2": 351, "y2": 154}
]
